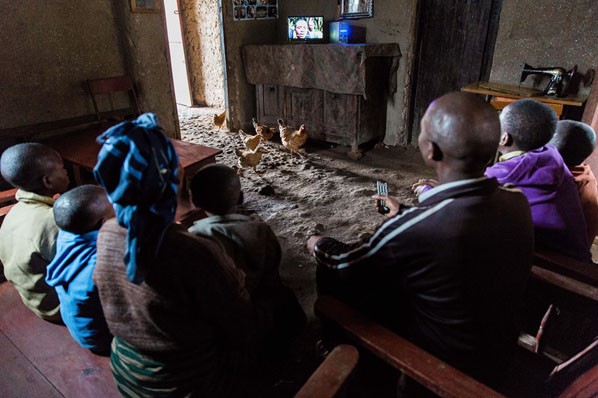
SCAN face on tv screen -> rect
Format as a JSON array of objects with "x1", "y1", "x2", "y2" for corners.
[{"x1": 288, "y1": 16, "x2": 324, "y2": 40}]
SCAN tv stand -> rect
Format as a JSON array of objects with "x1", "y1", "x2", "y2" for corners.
[{"x1": 243, "y1": 44, "x2": 401, "y2": 155}]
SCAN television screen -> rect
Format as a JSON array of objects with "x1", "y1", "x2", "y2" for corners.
[{"x1": 288, "y1": 16, "x2": 324, "y2": 41}]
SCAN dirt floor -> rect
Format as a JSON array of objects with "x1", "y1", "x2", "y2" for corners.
[{"x1": 178, "y1": 106, "x2": 433, "y2": 395}]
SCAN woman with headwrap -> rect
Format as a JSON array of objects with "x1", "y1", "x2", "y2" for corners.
[{"x1": 92, "y1": 114, "x2": 264, "y2": 397}]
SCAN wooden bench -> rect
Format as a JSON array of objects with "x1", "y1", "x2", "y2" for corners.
[
  {"x1": 295, "y1": 344, "x2": 359, "y2": 398},
  {"x1": 0, "y1": 281, "x2": 119, "y2": 397},
  {"x1": 315, "y1": 296, "x2": 597, "y2": 398},
  {"x1": 314, "y1": 295, "x2": 504, "y2": 398},
  {"x1": 534, "y1": 248, "x2": 598, "y2": 288},
  {"x1": 523, "y1": 249, "x2": 598, "y2": 362}
]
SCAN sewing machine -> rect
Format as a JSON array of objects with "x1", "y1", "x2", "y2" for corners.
[{"x1": 520, "y1": 63, "x2": 577, "y2": 98}]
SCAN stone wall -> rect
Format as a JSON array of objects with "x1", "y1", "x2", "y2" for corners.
[
  {"x1": 0, "y1": 2, "x2": 178, "y2": 137},
  {"x1": 491, "y1": 1, "x2": 598, "y2": 96},
  {"x1": 0, "y1": 1, "x2": 124, "y2": 130},
  {"x1": 220, "y1": 0, "x2": 278, "y2": 131},
  {"x1": 180, "y1": 0, "x2": 225, "y2": 108},
  {"x1": 220, "y1": 0, "x2": 417, "y2": 144}
]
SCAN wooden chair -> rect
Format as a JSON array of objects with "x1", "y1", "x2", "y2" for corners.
[
  {"x1": 295, "y1": 344, "x2": 359, "y2": 398},
  {"x1": 86, "y1": 75, "x2": 141, "y2": 122},
  {"x1": 314, "y1": 296, "x2": 504, "y2": 398}
]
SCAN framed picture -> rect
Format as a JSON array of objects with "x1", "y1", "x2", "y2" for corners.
[
  {"x1": 340, "y1": 0, "x2": 373, "y2": 19},
  {"x1": 130, "y1": 0, "x2": 161, "y2": 13},
  {"x1": 233, "y1": 0, "x2": 277, "y2": 20}
]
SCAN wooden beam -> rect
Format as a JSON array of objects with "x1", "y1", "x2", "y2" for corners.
[
  {"x1": 314, "y1": 296, "x2": 504, "y2": 398},
  {"x1": 295, "y1": 344, "x2": 359, "y2": 398}
]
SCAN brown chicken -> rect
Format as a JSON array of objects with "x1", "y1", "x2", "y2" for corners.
[
  {"x1": 278, "y1": 118, "x2": 308, "y2": 157},
  {"x1": 238, "y1": 129, "x2": 262, "y2": 150},
  {"x1": 235, "y1": 144, "x2": 267, "y2": 174},
  {"x1": 213, "y1": 110, "x2": 226, "y2": 130},
  {"x1": 252, "y1": 118, "x2": 276, "y2": 141}
]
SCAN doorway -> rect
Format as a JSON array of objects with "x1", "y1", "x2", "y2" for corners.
[
  {"x1": 409, "y1": 0, "x2": 503, "y2": 141},
  {"x1": 164, "y1": 0, "x2": 193, "y2": 107}
]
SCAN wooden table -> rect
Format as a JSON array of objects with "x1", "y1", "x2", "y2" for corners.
[
  {"x1": 44, "y1": 126, "x2": 220, "y2": 226},
  {"x1": 462, "y1": 81, "x2": 587, "y2": 118},
  {"x1": 44, "y1": 126, "x2": 222, "y2": 184}
]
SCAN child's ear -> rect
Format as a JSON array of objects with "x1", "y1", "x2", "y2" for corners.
[
  {"x1": 499, "y1": 132, "x2": 512, "y2": 147},
  {"x1": 41, "y1": 174, "x2": 53, "y2": 190}
]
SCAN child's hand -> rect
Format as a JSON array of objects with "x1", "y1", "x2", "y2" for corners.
[
  {"x1": 372, "y1": 194, "x2": 400, "y2": 217},
  {"x1": 411, "y1": 179, "x2": 438, "y2": 197}
]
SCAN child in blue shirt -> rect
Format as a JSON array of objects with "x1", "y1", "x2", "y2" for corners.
[{"x1": 46, "y1": 185, "x2": 114, "y2": 354}]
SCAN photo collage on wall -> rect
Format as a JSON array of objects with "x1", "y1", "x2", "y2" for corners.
[{"x1": 233, "y1": 0, "x2": 278, "y2": 21}]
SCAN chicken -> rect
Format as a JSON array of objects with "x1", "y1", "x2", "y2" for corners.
[
  {"x1": 278, "y1": 118, "x2": 309, "y2": 157},
  {"x1": 238, "y1": 129, "x2": 262, "y2": 150},
  {"x1": 235, "y1": 144, "x2": 267, "y2": 174},
  {"x1": 213, "y1": 110, "x2": 226, "y2": 130},
  {"x1": 252, "y1": 118, "x2": 276, "y2": 141}
]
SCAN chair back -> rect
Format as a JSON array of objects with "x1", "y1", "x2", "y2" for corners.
[{"x1": 86, "y1": 75, "x2": 141, "y2": 122}]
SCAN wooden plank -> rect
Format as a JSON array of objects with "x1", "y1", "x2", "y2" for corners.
[
  {"x1": 0, "y1": 331, "x2": 64, "y2": 398},
  {"x1": 534, "y1": 248, "x2": 598, "y2": 285},
  {"x1": 491, "y1": 97, "x2": 564, "y2": 116},
  {"x1": 314, "y1": 296, "x2": 504, "y2": 398},
  {"x1": 530, "y1": 266, "x2": 598, "y2": 301},
  {"x1": 462, "y1": 81, "x2": 587, "y2": 106},
  {"x1": 295, "y1": 344, "x2": 359, "y2": 398},
  {"x1": 558, "y1": 364, "x2": 598, "y2": 398},
  {"x1": 478, "y1": 81, "x2": 541, "y2": 97},
  {"x1": 0, "y1": 282, "x2": 119, "y2": 398},
  {"x1": 0, "y1": 188, "x2": 17, "y2": 205}
]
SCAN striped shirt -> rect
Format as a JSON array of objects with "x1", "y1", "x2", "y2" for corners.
[{"x1": 314, "y1": 177, "x2": 534, "y2": 380}]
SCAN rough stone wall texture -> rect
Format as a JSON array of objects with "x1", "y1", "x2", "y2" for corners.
[
  {"x1": 336, "y1": 0, "x2": 416, "y2": 146},
  {"x1": 0, "y1": 2, "x2": 177, "y2": 137},
  {"x1": 490, "y1": 0, "x2": 598, "y2": 96},
  {"x1": 111, "y1": 2, "x2": 179, "y2": 137},
  {"x1": 0, "y1": 1, "x2": 125, "y2": 130},
  {"x1": 277, "y1": 0, "x2": 416, "y2": 146},
  {"x1": 181, "y1": 0, "x2": 225, "y2": 108},
  {"x1": 221, "y1": 1, "x2": 278, "y2": 132}
]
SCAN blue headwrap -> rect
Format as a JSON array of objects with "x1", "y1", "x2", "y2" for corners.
[{"x1": 93, "y1": 113, "x2": 179, "y2": 284}]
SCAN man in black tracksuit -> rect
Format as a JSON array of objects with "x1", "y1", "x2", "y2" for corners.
[{"x1": 308, "y1": 92, "x2": 534, "y2": 390}]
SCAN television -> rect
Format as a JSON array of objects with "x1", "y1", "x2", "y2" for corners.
[{"x1": 288, "y1": 16, "x2": 325, "y2": 42}]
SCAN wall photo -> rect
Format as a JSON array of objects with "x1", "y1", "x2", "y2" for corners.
[{"x1": 233, "y1": 0, "x2": 277, "y2": 21}]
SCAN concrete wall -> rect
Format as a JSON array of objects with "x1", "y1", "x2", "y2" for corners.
[
  {"x1": 0, "y1": 2, "x2": 178, "y2": 137},
  {"x1": 490, "y1": 0, "x2": 598, "y2": 97},
  {"x1": 180, "y1": 0, "x2": 225, "y2": 108}
]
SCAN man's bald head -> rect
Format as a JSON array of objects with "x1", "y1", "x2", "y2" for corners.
[{"x1": 419, "y1": 92, "x2": 500, "y2": 175}]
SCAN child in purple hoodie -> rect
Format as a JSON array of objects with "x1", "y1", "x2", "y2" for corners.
[
  {"x1": 485, "y1": 99, "x2": 591, "y2": 263},
  {"x1": 46, "y1": 185, "x2": 114, "y2": 354}
]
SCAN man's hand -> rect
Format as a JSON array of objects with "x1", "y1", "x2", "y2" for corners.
[
  {"x1": 307, "y1": 235, "x2": 322, "y2": 255},
  {"x1": 411, "y1": 178, "x2": 438, "y2": 197},
  {"x1": 372, "y1": 194, "x2": 400, "y2": 217}
]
